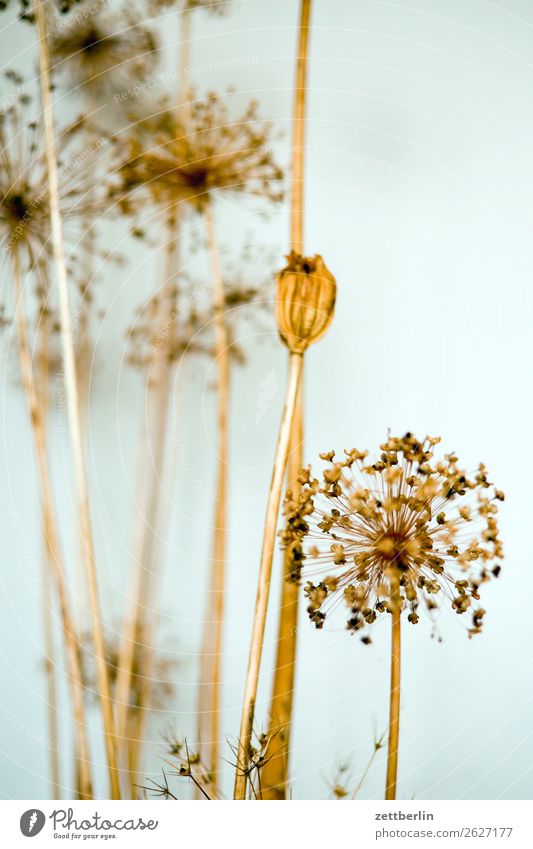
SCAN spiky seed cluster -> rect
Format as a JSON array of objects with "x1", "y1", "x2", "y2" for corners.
[
  {"x1": 127, "y1": 273, "x2": 271, "y2": 373},
  {"x1": 80, "y1": 629, "x2": 176, "y2": 711},
  {"x1": 275, "y1": 252, "x2": 336, "y2": 354},
  {"x1": 0, "y1": 96, "x2": 50, "y2": 262},
  {"x1": 280, "y1": 434, "x2": 504, "y2": 639},
  {"x1": 50, "y1": 4, "x2": 158, "y2": 92},
  {"x1": 126, "y1": 297, "x2": 210, "y2": 372},
  {"x1": 0, "y1": 0, "x2": 81, "y2": 19},
  {"x1": 0, "y1": 74, "x2": 108, "y2": 268},
  {"x1": 113, "y1": 93, "x2": 283, "y2": 213}
]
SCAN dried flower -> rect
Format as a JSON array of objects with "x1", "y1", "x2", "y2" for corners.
[
  {"x1": 50, "y1": 3, "x2": 158, "y2": 94},
  {"x1": 0, "y1": 73, "x2": 110, "y2": 271},
  {"x1": 126, "y1": 297, "x2": 210, "y2": 372},
  {"x1": 80, "y1": 628, "x2": 176, "y2": 712},
  {"x1": 0, "y1": 0, "x2": 81, "y2": 20},
  {"x1": 0, "y1": 72, "x2": 118, "y2": 399},
  {"x1": 280, "y1": 434, "x2": 504, "y2": 638},
  {"x1": 275, "y1": 252, "x2": 336, "y2": 354},
  {"x1": 112, "y1": 92, "x2": 283, "y2": 214}
]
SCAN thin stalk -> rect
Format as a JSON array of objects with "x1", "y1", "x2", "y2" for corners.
[
  {"x1": 125, "y1": 362, "x2": 187, "y2": 798},
  {"x1": 385, "y1": 574, "x2": 401, "y2": 800},
  {"x1": 233, "y1": 352, "x2": 304, "y2": 800},
  {"x1": 115, "y1": 5, "x2": 191, "y2": 773},
  {"x1": 260, "y1": 395, "x2": 302, "y2": 798},
  {"x1": 125, "y1": 706, "x2": 145, "y2": 799},
  {"x1": 37, "y1": 301, "x2": 61, "y2": 799},
  {"x1": 114, "y1": 210, "x2": 180, "y2": 794},
  {"x1": 177, "y1": 6, "x2": 192, "y2": 120},
  {"x1": 290, "y1": 0, "x2": 311, "y2": 255},
  {"x1": 262, "y1": 0, "x2": 312, "y2": 799},
  {"x1": 351, "y1": 734, "x2": 384, "y2": 799},
  {"x1": 34, "y1": 0, "x2": 121, "y2": 799},
  {"x1": 42, "y1": 548, "x2": 61, "y2": 798},
  {"x1": 196, "y1": 202, "x2": 230, "y2": 791},
  {"x1": 13, "y1": 254, "x2": 93, "y2": 800}
]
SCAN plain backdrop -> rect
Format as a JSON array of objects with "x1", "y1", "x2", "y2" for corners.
[{"x1": 0, "y1": 0, "x2": 532, "y2": 800}]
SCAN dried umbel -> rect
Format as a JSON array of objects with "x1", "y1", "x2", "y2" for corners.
[
  {"x1": 0, "y1": 0, "x2": 81, "y2": 19},
  {"x1": 112, "y1": 92, "x2": 283, "y2": 214},
  {"x1": 80, "y1": 629, "x2": 176, "y2": 712},
  {"x1": 281, "y1": 434, "x2": 504, "y2": 638},
  {"x1": 275, "y1": 252, "x2": 336, "y2": 354},
  {"x1": 126, "y1": 298, "x2": 210, "y2": 371},
  {"x1": 0, "y1": 73, "x2": 110, "y2": 271},
  {"x1": 50, "y1": 3, "x2": 158, "y2": 94}
]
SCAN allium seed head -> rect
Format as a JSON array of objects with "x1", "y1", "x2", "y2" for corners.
[
  {"x1": 112, "y1": 92, "x2": 283, "y2": 214},
  {"x1": 280, "y1": 434, "x2": 504, "y2": 639},
  {"x1": 50, "y1": 4, "x2": 158, "y2": 94}
]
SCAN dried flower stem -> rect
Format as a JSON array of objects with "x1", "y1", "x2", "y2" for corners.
[
  {"x1": 34, "y1": 0, "x2": 120, "y2": 799},
  {"x1": 13, "y1": 254, "x2": 92, "y2": 800},
  {"x1": 177, "y1": 6, "x2": 192, "y2": 118},
  {"x1": 352, "y1": 735, "x2": 384, "y2": 799},
  {"x1": 290, "y1": 0, "x2": 311, "y2": 255},
  {"x1": 197, "y1": 202, "x2": 230, "y2": 791},
  {"x1": 126, "y1": 708, "x2": 146, "y2": 798},
  {"x1": 385, "y1": 574, "x2": 401, "y2": 800},
  {"x1": 42, "y1": 547, "x2": 61, "y2": 798},
  {"x1": 115, "y1": 211, "x2": 180, "y2": 775},
  {"x1": 233, "y1": 351, "x2": 303, "y2": 800},
  {"x1": 37, "y1": 308, "x2": 61, "y2": 799},
  {"x1": 260, "y1": 398, "x2": 302, "y2": 798},
  {"x1": 262, "y1": 0, "x2": 312, "y2": 799},
  {"x1": 115, "y1": 8, "x2": 193, "y2": 779},
  {"x1": 125, "y1": 351, "x2": 188, "y2": 795}
]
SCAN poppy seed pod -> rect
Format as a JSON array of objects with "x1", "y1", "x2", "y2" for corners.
[{"x1": 275, "y1": 252, "x2": 336, "y2": 354}]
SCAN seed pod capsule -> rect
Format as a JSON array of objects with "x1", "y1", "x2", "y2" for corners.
[{"x1": 275, "y1": 252, "x2": 336, "y2": 354}]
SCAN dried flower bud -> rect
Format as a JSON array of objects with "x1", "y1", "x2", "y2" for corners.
[{"x1": 275, "y1": 252, "x2": 336, "y2": 354}]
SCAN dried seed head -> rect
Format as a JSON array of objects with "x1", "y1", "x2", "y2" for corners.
[
  {"x1": 275, "y1": 252, "x2": 336, "y2": 354},
  {"x1": 280, "y1": 434, "x2": 504, "y2": 640},
  {"x1": 112, "y1": 92, "x2": 284, "y2": 213}
]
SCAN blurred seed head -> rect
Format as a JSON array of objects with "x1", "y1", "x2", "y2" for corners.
[
  {"x1": 111, "y1": 91, "x2": 284, "y2": 215},
  {"x1": 0, "y1": 73, "x2": 111, "y2": 272},
  {"x1": 50, "y1": 2, "x2": 159, "y2": 95}
]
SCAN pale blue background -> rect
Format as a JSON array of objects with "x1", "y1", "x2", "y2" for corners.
[{"x1": 0, "y1": 0, "x2": 532, "y2": 800}]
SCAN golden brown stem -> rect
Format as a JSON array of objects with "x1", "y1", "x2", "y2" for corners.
[
  {"x1": 13, "y1": 255, "x2": 93, "y2": 800},
  {"x1": 261, "y1": 0, "x2": 312, "y2": 799},
  {"x1": 125, "y1": 1, "x2": 196, "y2": 786},
  {"x1": 177, "y1": 6, "x2": 192, "y2": 121},
  {"x1": 290, "y1": 0, "x2": 312, "y2": 256},
  {"x1": 260, "y1": 389, "x2": 302, "y2": 798},
  {"x1": 385, "y1": 575, "x2": 401, "y2": 800},
  {"x1": 115, "y1": 211, "x2": 180, "y2": 790},
  {"x1": 42, "y1": 553, "x2": 61, "y2": 798},
  {"x1": 125, "y1": 707, "x2": 145, "y2": 799},
  {"x1": 196, "y1": 203, "x2": 230, "y2": 792},
  {"x1": 130, "y1": 353, "x2": 187, "y2": 792},
  {"x1": 233, "y1": 352, "x2": 304, "y2": 800},
  {"x1": 34, "y1": 0, "x2": 120, "y2": 799},
  {"x1": 116, "y1": 365, "x2": 172, "y2": 780},
  {"x1": 37, "y1": 301, "x2": 61, "y2": 799},
  {"x1": 124, "y1": 25, "x2": 195, "y2": 777}
]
